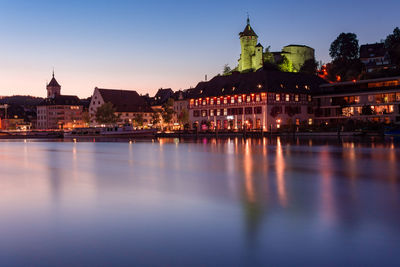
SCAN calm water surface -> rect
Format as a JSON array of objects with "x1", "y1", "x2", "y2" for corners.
[{"x1": 0, "y1": 137, "x2": 399, "y2": 266}]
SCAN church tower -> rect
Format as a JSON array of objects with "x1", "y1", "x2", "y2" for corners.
[
  {"x1": 47, "y1": 71, "x2": 61, "y2": 98},
  {"x1": 238, "y1": 17, "x2": 263, "y2": 72}
]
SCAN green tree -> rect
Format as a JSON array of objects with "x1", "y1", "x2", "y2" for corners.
[
  {"x1": 81, "y1": 111, "x2": 90, "y2": 126},
  {"x1": 329, "y1": 33, "x2": 359, "y2": 61},
  {"x1": 178, "y1": 108, "x2": 189, "y2": 125},
  {"x1": 223, "y1": 64, "x2": 232, "y2": 75},
  {"x1": 95, "y1": 102, "x2": 119, "y2": 125},
  {"x1": 133, "y1": 113, "x2": 144, "y2": 127},
  {"x1": 299, "y1": 59, "x2": 318, "y2": 75},
  {"x1": 385, "y1": 27, "x2": 400, "y2": 66},
  {"x1": 278, "y1": 55, "x2": 293, "y2": 72},
  {"x1": 263, "y1": 45, "x2": 275, "y2": 64},
  {"x1": 162, "y1": 98, "x2": 175, "y2": 127},
  {"x1": 151, "y1": 111, "x2": 160, "y2": 126},
  {"x1": 328, "y1": 33, "x2": 362, "y2": 81}
]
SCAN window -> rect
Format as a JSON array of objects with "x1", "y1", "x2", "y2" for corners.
[
  {"x1": 210, "y1": 109, "x2": 214, "y2": 116},
  {"x1": 224, "y1": 97, "x2": 228, "y2": 104},
  {"x1": 368, "y1": 95, "x2": 374, "y2": 102},
  {"x1": 237, "y1": 108, "x2": 243, "y2": 115},
  {"x1": 254, "y1": 107, "x2": 262, "y2": 114},
  {"x1": 216, "y1": 109, "x2": 221, "y2": 116},
  {"x1": 195, "y1": 100, "x2": 199, "y2": 106},
  {"x1": 308, "y1": 118, "x2": 313, "y2": 125},
  {"x1": 202, "y1": 100, "x2": 206, "y2": 106},
  {"x1": 231, "y1": 97, "x2": 235, "y2": 104},
  {"x1": 285, "y1": 94, "x2": 290, "y2": 102},
  {"x1": 295, "y1": 95, "x2": 299, "y2": 102},
  {"x1": 308, "y1": 95, "x2": 312, "y2": 102},
  {"x1": 238, "y1": 96, "x2": 242, "y2": 103},
  {"x1": 256, "y1": 95, "x2": 261, "y2": 102},
  {"x1": 193, "y1": 110, "x2": 200, "y2": 117},
  {"x1": 210, "y1": 98, "x2": 214, "y2": 105},
  {"x1": 217, "y1": 98, "x2": 221, "y2": 105},
  {"x1": 276, "y1": 94, "x2": 280, "y2": 101},
  {"x1": 201, "y1": 110, "x2": 207, "y2": 117},
  {"x1": 246, "y1": 95, "x2": 251, "y2": 102},
  {"x1": 245, "y1": 107, "x2": 253, "y2": 114}
]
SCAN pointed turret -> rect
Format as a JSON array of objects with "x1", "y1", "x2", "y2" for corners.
[
  {"x1": 239, "y1": 16, "x2": 258, "y2": 38},
  {"x1": 238, "y1": 17, "x2": 261, "y2": 72},
  {"x1": 47, "y1": 70, "x2": 61, "y2": 98}
]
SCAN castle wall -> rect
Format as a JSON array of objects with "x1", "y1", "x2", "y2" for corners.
[{"x1": 282, "y1": 45, "x2": 315, "y2": 72}]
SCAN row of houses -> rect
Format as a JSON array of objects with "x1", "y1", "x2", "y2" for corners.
[{"x1": 33, "y1": 69, "x2": 400, "y2": 131}]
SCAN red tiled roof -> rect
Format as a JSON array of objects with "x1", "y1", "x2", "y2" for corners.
[{"x1": 97, "y1": 88, "x2": 153, "y2": 113}]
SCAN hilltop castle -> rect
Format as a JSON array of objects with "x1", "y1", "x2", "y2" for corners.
[
  {"x1": 238, "y1": 17, "x2": 264, "y2": 72},
  {"x1": 237, "y1": 18, "x2": 315, "y2": 73}
]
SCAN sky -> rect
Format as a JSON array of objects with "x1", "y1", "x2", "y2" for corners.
[{"x1": 0, "y1": 0, "x2": 399, "y2": 98}]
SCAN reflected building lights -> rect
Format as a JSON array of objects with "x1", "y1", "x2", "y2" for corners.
[{"x1": 276, "y1": 137, "x2": 288, "y2": 207}]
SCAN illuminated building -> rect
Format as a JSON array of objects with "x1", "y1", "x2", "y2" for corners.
[
  {"x1": 314, "y1": 77, "x2": 400, "y2": 124},
  {"x1": 238, "y1": 17, "x2": 263, "y2": 72},
  {"x1": 89, "y1": 87, "x2": 153, "y2": 127},
  {"x1": 360, "y1": 43, "x2": 392, "y2": 73},
  {"x1": 36, "y1": 72, "x2": 84, "y2": 129},
  {"x1": 188, "y1": 69, "x2": 325, "y2": 131}
]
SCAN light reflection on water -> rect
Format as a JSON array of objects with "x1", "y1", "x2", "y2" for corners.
[{"x1": 0, "y1": 137, "x2": 399, "y2": 266}]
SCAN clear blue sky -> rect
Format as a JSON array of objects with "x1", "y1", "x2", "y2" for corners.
[{"x1": 0, "y1": 0, "x2": 399, "y2": 98}]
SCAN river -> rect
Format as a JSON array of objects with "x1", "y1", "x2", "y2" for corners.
[{"x1": 0, "y1": 137, "x2": 399, "y2": 266}]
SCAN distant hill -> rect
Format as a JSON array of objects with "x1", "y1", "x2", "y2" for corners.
[{"x1": 0, "y1": 95, "x2": 44, "y2": 107}]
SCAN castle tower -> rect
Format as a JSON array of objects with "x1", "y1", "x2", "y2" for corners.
[
  {"x1": 238, "y1": 17, "x2": 262, "y2": 72},
  {"x1": 47, "y1": 70, "x2": 61, "y2": 98}
]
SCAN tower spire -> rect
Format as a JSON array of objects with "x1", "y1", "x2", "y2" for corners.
[
  {"x1": 52, "y1": 68, "x2": 55, "y2": 78},
  {"x1": 247, "y1": 13, "x2": 250, "y2": 25}
]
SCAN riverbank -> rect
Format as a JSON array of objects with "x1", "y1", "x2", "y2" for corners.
[{"x1": 0, "y1": 130, "x2": 386, "y2": 140}]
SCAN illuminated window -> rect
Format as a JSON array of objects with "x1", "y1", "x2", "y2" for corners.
[
  {"x1": 210, "y1": 109, "x2": 214, "y2": 116},
  {"x1": 223, "y1": 109, "x2": 228, "y2": 116},
  {"x1": 246, "y1": 95, "x2": 251, "y2": 102},
  {"x1": 276, "y1": 94, "x2": 280, "y2": 101},
  {"x1": 355, "y1": 96, "x2": 360, "y2": 103},
  {"x1": 308, "y1": 118, "x2": 313, "y2": 125},
  {"x1": 217, "y1": 98, "x2": 221, "y2": 105},
  {"x1": 296, "y1": 119, "x2": 300, "y2": 125},
  {"x1": 195, "y1": 100, "x2": 199, "y2": 106},
  {"x1": 389, "y1": 105, "x2": 394, "y2": 113},
  {"x1": 202, "y1": 100, "x2": 206, "y2": 106},
  {"x1": 231, "y1": 97, "x2": 235, "y2": 104},
  {"x1": 223, "y1": 97, "x2": 228, "y2": 104},
  {"x1": 295, "y1": 95, "x2": 299, "y2": 102},
  {"x1": 210, "y1": 98, "x2": 214, "y2": 105},
  {"x1": 256, "y1": 95, "x2": 261, "y2": 102},
  {"x1": 285, "y1": 94, "x2": 290, "y2": 102},
  {"x1": 368, "y1": 95, "x2": 374, "y2": 102},
  {"x1": 216, "y1": 109, "x2": 221, "y2": 116},
  {"x1": 201, "y1": 110, "x2": 207, "y2": 117},
  {"x1": 308, "y1": 95, "x2": 312, "y2": 102},
  {"x1": 238, "y1": 96, "x2": 242, "y2": 103}
]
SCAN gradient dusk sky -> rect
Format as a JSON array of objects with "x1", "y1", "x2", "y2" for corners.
[{"x1": 0, "y1": 0, "x2": 399, "y2": 98}]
